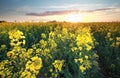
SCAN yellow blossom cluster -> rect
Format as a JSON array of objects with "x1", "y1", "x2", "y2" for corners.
[
  {"x1": 20, "y1": 70, "x2": 36, "y2": 78},
  {"x1": 0, "y1": 24, "x2": 100, "y2": 78},
  {"x1": 80, "y1": 65, "x2": 86, "y2": 72},
  {"x1": 8, "y1": 30, "x2": 25, "y2": 47},
  {"x1": 48, "y1": 39, "x2": 57, "y2": 49},
  {"x1": 49, "y1": 31, "x2": 55, "y2": 38},
  {"x1": 21, "y1": 56, "x2": 42, "y2": 78},
  {"x1": 26, "y1": 56, "x2": 42, "y2": 73},
  {"x1": 105, "y1": 32, "x2": 120, "y2": 47},
  {"x1": 41, "y1": 33, "x2": 46, "y2": 39},
  {"x1": 0, "y1": 60, "x2": 12, "y2": 78},
  {"x1": 116, "y1": 37, "x2": 120, "y2": 46},
  {"x1": 74, "y1": 55, "x2": 90, "y2": 73},
  {"x1": 76, "y1": 27, "x2": 94, "y2": 51},
  {"x1": 39, "y1": 39, "x2": 47, "y2": 48},
  {"x1": 52, "y1": 60, "x2": 64, "y2": 72}
]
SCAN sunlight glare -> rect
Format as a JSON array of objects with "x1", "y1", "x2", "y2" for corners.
[{"x1": 65, "y1": 14, "x2": 83, "y2": 22}]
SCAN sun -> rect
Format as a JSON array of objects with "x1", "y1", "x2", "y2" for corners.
[{"x1": 65, "y1": 14, "x2": 83, "y2": 22}]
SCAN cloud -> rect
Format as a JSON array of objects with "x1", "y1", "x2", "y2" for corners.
[
  {"x1": 91, "y1": 7, "x2": 119, "y2": 13},
  {"x1": 87, "y1": 8, "x2": 116, "y2": 12},
  {"x1": 48, "y1": 3, "x2": 102, "y2": 9},
  {"x1": 26, "y1": 10, "x2": 79, "y2": 16},
  {"x1": 26, "y1": 7, "x2": 119, "y2": 16}
]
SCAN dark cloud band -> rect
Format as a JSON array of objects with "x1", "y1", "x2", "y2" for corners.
[
  {"x1": 26, "y1": 10, "x2": 79, "y2": 16},
  {"x1": 26, "y1": 8, "x2": 117, "y2": 16}
]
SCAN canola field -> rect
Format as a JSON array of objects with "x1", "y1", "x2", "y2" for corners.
[{"x1": 0, "y1": 22, "x2": 120, "y2": 78}]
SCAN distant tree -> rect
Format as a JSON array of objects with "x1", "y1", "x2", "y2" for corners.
[
  {"x1": 0, "y1": 20, "x2": 7, "y2": 23},
  {"x1": 48, "y1": 20, "x2": 57, "y2": 23}
]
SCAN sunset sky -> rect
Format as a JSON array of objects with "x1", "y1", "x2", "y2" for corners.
[{"x1": 0, "y1": 0, "x2": 120, "y2": 22}]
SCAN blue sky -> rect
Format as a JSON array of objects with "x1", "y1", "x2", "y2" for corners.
[{"x1": 0, "y1": 0, "x2": 120, "y2": 22}]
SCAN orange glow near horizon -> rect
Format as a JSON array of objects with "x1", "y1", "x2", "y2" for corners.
[
  {"x1": 64, "y1": 14, "x2": 83, "y2": 22},
  {"x1": 4, "y1": 11, "x2": 119, "y2": 22},
  {"x1": 46, "y1": 14, "x2": 84, "y2": 22}
]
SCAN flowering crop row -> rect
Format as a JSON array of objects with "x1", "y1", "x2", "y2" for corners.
[{"x1": 0, "y1": 22, "x2": 120, "y2": 78}]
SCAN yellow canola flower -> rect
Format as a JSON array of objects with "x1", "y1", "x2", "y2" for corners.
[
  {"x1": 76, "y1": 28, "x2": 93, "y2": 47},
  {"x1": 25, "y1": 56, "x2": 42, "y2": 74},
  {"x1": 43, "y1": 49, "x2": 50, "y2": 56},
  {"x1": 23, "y1": 40, "x2": 26, "y2": 45},
  {"x1": 29, "y1": 64, "x2": 36, "y2": 73},
  {"x1": 116, "y1": 42, "x2": 120, "y2": 46},
  {"x1": 16, "y1": 42, "x2": 22, "y2": 46},
  {"x1": 71, "y1": 47, "x2": 77, "y2": 52},
  {"x1": 62, "y1": 28, "x2": 68, "y2": 34},
  {"x1": 93, "y1": 53, "x2": 99, "y2": 58},
  {"x1": 27, "y1": 48, "x2": 33, "y2": 54},
  {"x1": 109, "y1": 38, "x2": 113, "y2": 41},
  {"x1": 41, "y1": 33, "x2": 46, "y2": 39},
  {"x1": 39, "y1": 39, "x2": 45, "y2": 44},
  {"x1": 57, "y1": 34, "x2": 62, "y2": 38},
  {"x1": 74, "y1": 59, "x2": 78, "y2": 63},
  {"x1": 8, "y1": 30, "x2": 25, "y2": 39},
  {"x1": 1, "y1": 44, "x2": 7, "y2": 49},
  {"x1": 70, "y1": 33, "x2": 75, "y2": 38},
  {"x1": 48, "y1": 39, "x2": 57, "y2": 48},
  {"x1": 85, "y1": 44, "x2": 92, "y2": 51},
  {"x1": 44, "y1": 48, "x2": 50, "y2": 53},
  {"x1": 25, "y1": 61, "x2": 32, "y2": 70},
  {"x1": 39, "y1": 39, "x2": 47, "y2": 48},
  {"x1": 116, "y1": 37, "x2": 120, "y2": 41},
  {"x1": 49, "y1": 68, "x2": 53, "y2": 72},
  {"x1": 7, "y1": 51, "x2": 15, "y2": 57},
  {"x1": 53, "y1": 60, "x2": 64, "y2": 72},
  {"x1": 79, "y1": 52, "x2": 82, "y2": 56},
  {"x1": 85, "y1": 55, "x2": 89, "y2": 60},
  {"x1": 8, "y1": 30, "x2": 26, "y2": 47},
  {"x1": 107, "y1": 32, "x2": 111, "y2": 38},
  {"x1": 78, "y1": 58, "x2": 83, "y2": 63},
  {"x1": 49, "y1": 31, "x2": 55, "y2": 38},
  {"x1": 20, "y1": 70, "x2": 34, "y2": 78},
  {"x1": 52, "y1": 73, "x2": 58, "y2": 78},
  {"x1": 0, "y1": 60, "x2": 9, "y2": 69},
  {"x1": 79, "y1": 47, "x2": 82, "y2": 50},
  {"x1": 31, "y1": 56, "x2": 43, "y2": 70},
  {"x1": 80, "y1": 65, "x2": 86, "y2": 73},
  {"x1": 54, "y1": 74, "x2": 58, "y2": 78}
]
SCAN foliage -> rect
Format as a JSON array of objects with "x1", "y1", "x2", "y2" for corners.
[
  {"x1": 0, "y1": 22, "x2": 120, "y2": 78},
  {"x1": 91, "y1": 23, "x2": 120, "y2": 78}
]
